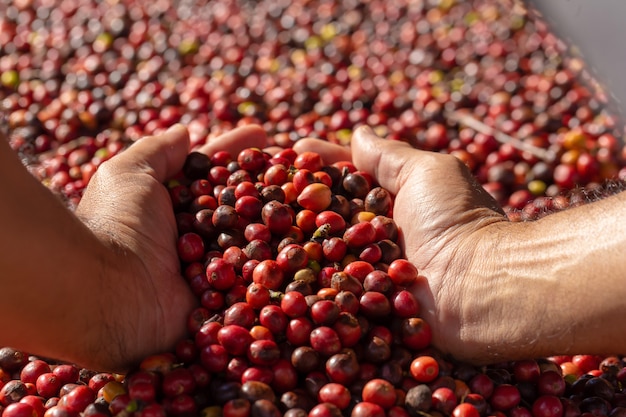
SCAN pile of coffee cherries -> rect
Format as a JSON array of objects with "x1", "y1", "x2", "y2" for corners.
[
  {"x1": 1, "y1": 148, "x2": 625, "y2": 417},
  {"x1": 2, "y1": 0, "x2": 626, "y2": 416},
  {"x1": 2, "y1": 0, "x2": 626, "y2": 211}
]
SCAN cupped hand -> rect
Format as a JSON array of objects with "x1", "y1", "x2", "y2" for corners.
[
  {"x1": 295, "y1": 126, "x2": 516, "y2": 364},
  {"x1": 75, "y1": 124, "x2": 267, "y2": 371}
]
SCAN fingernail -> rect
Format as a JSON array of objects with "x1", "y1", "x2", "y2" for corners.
[
  {"x1": 165, "y1": 123, "x2": 186, "y2": 134},
  {"x1": 355, "y1": 125, "x2": 372, "y2": 136},
  {"x1": 356, "y1": 125, "x2": 379, "y2": 140}
]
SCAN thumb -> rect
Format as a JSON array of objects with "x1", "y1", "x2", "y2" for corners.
[
  {"x1": 113, "y1": 124, "x2": 191, "y2": 182},
  {"x1": 352, "y1": 126, "x2": 418, "y2": 195}
]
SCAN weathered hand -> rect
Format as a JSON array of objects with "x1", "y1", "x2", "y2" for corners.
[
  {"x1": 295, "y1": 126, "x2": 518, "y2": 363},
  {"x1": 75, "y1": 124, "x2": 267, "y2": 371}
]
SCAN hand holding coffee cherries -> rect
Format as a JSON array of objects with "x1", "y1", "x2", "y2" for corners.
[
  {"x1": 3, "y1": 121, "x2": 625, "y2": 373},
  {"x1": 295, "y1": 126, "x2": 626, "y2": 363},
  {"x1": 0, "y1": 124, "x2": 267, "y2": 372}
]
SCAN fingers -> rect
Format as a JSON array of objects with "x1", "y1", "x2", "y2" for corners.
[
  {"x1": 106, "y1": 124, "x2": 268, "y2": 184},
  {"x1": 262, "y1": 146, "x2": 285, "y2": 156},
  {"x1": 195, "y1": 124, "x2": 268, "y2": 157},
  {"x1": 351, "y1": 126, "x2": 417, "y2": 196},
  {"x1": 352, "y1": 126, "x2": 505, "y2": 215},
  {"x1": 292, "y1": 138, "x2": 352, "y2": 164},
  {"x1": 109, "y1": 124, "x2": 191, "y2": 183}
]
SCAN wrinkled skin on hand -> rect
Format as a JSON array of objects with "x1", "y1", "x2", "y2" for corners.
[
  {"x1": 294, "y1": 126, "x2": 516, "y2": 363},
  {"x1": 75, "y1": 124, "x2": 268, "y2": 371}
]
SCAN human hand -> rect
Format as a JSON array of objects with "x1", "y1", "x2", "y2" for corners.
[
  {"x1": 294, "y1": 126, "x2": 519, "y2": 363},
  {"x1": 75, "y1": 124, "x2": 268, "y2": 371}
]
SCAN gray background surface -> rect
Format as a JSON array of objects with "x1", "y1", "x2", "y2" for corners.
[{"x1": 528, "y1": 0, "x2": 626, "y2": 122}]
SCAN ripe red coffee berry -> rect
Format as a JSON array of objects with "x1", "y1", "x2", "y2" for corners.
[
  {"x1": 200, "y1": 344, "x2": 229, "y2": 373},
  {"x1": 206, "y1": 258, "x2": 237, "y2": 291},
  {"x1": 19, "y1": 396, "x2": 46, "y2": 417},
  {"x1": 272, "y1": 358, "x2": 300, "y2": 393},
  {"x1": 241, "y1": 367, "x2": 274, "y2": 385},
  {"x1": 61, "y1": 385, "x2": 96, "y2": 415},
  {"x1": 176, "y1": 232, "x2": 205, "y2": 263},
  {"x1": 468, "y1": 373, "x2": 494, "y2": 399},
  {"x1": 217, "y1": 325, "x2": 254, "y2": 357},
  {"x1": 452, "y1": 403, "x2": 481, "y2": 417},
  {"x1": 342, "y1": 261, "x2": 375, "y2": 282},
  {"x1": 432, "y1": 386, "x2": 458, "y2": 415},
  {"x1": 332, "y1": 312, "x2": 362, "y2": 347},
  {"x1": 513, "y1": 359, "x2": 541, "y2": 383},
  {"x1": 51, "y1": 364, "x2": 80, "y2": 386},
  {"x1": 258, "y1": 304, "x2": 288, "y2": 335},
  {"x1": 317, "y1": 383, "x2": 351, "y2": 410},
  {"x1": 252, "y1": 259, "x2": 285, "y2": 290},
  {"x1": 263, "y1": 163, "x2": 289, "y2": 186},
  {"x1": 370, "y1": 215, "x2": 399, "y2": 241},
  {"x1": 572, "y1": 354, "x2": 602, "y2": 374},
  {"x1": 532, "y1": 395, "x2": 564, "y2": 417},
  {"x1": 388, "y1": 259, "x2": 419, "y2": 287},
  {"x1": 391, "y1": 290, "x2": 420, "y2": 318},
  {"x1": 322, "y1": 237, "x2": 347, "y2": 263},
  {"x1": 291, "y1": 169, "x2": 315, "y2": 195},
  {"x1": 537, "y1": 370, "x2": 566, "y2": 397},
  {"x1": 490, "y1": 384, "x2": 521, "y2": 411},
  {"x1": 358, "y1": 243, "x2": 383, "y2": 264},
  {"x1": 359, "y1": 291, "x2": 391, "y2": 319},
  {"x1": 410, "y1": 356, "x2": 439, "y2": 383},
  {"x1": 310, "y1": 326, "x2": 342, "y2": 357},
  {"x1": 224, "y1": 302, "x2": 256, "y2": 328},
  {"x1": 209, "y1": 166, "x2": 231, "y2": 186},
  {"x1": 237, "y1": 147, "x2": 267, "y2": 172},
  {"x1": 2, "y1": 402, "x2": 37, "y2": 417},
  {"x1": 343, "y1": 221, "x2": 377, "y2": 248},
  {"x1": 20, "y1": 360, "x2": 51, "y2": 385},
  {"x1": 309, "y1": 402, "x2": 343, "y2": 417},
  {"x1": 361, "y1": 378, "x2": 397, "y2": 409},
  {"x1": 352, "y1": 401, "x2": 387, "y2": 417},
  {"x1": 363, "y1": 270, "x2": 394, "y2": 295},
  {"x1": 310, "y1": 299, "x2": 340, "y2": 326},
  {"x1": 210, "y1": 151, "x2": 233, "y2": 167},
  {"x1": 286, "y1": 317, "x2": 315, "y2": 346},
  {"x1": 88, "y1": 373, "x2": 116, "y2": 393},
  {"x1": 245, "y1": 283, "x2": 271, "y2": 310},
  {"x1": 36, "y1": 372, "x2": 61, "y2": 399},
  {"x1": 247, "y1": 339, "x2": 281, "y2": 366},
  {"x1": 128, "y1": 380, "x2": 157, "y2": 403},
  {"x1": 190, "y1": 178, "x2": 213, "y2": 197},
  {"x1": 244, "y1": 223, "x2": 272, "y2": 243},
  {"x1": 401, "y1": 317, "x2": 432, "y2": 350},
  {"x1": 0, "y1": 380, "x2": 28, "y2": 407},
  {"x1": 235, "y1": 195, "x2": 263, "y2": 220},
  {"x1": 281, "y1": 291, "x2": 308, "y2": 318},
  {"x1": 293, "y1": 151, "x2": 324, "y2": 172},
  {"x1": 162, "y1": 368, "x2": 197, "y2": 398},
  {"x1": 276, "y1": 244, "x2": 309, "y2": 275},
  {"x1": 234, "y1": 181, "x2": 261, "y2": 199}
]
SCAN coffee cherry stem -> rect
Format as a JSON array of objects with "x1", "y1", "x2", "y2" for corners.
[{"x1": 448, "y1": 110, "x2": 557, "y2": 163}]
